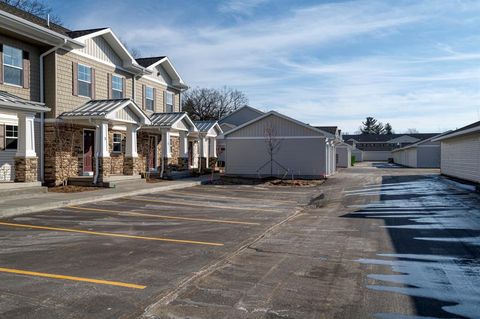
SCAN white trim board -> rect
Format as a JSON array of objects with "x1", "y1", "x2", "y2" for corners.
[{"x1": 225, "y1": 136, "x2": 326, "y2": 140}]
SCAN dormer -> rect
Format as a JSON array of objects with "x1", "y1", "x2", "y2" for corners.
[{"x1": 136, "y1": 56, "x2": 188, "y2": 90}]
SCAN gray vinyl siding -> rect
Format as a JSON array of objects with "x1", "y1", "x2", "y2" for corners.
[
  {"x1": 228, "y1": 114, "x2": 318, "y2": 138},
  {"x1": 225, "y1": 138, "x2": 326, "y2": 179},
  {"x1": 336, "y1": 147, "x2": 351, "y2": 168},
  {"x1": 417, "y1": 145, "x2": 440, "y2": 168},
  {"x1": 440, "y1": 133, "x2": 480, "y2": 183},
  {"x1": 362, "y1": 151, "x2": 391, "y2": 161}
]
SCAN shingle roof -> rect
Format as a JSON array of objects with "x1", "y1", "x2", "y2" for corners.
[
  {"x1": 149, "y1": 112, "x2": 186, "y2": 127},
  {"x1": 315, "y1": 126, "x2": 338, "y2": 135},
  {"x1": 60, "y1": 98, "x2": 132, "y2": 118},
  {"x1": 447, "y1": 121, "x2": 480, "y2": 135},
  {"x1": 0, "y1": 2, "x2": 70, "y2": 35},
  {"x1": 66, "y1": 28, "x2": 108, "y2": 39},
  {"x1": 343, "y1": 133, "x2": 438, "y2": 143},
  {"x1": 194, "y1": 121, "x2": 218, "y2": 133},
  {"x1": 0, "y1": 91, "x2": 48, "y2": 111},
  {"x1": 135, "y1": 56, "x2": 166, "y2": 68}
]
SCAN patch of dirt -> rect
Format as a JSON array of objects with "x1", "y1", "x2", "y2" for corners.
[
  {"x1": 265, "y1": 179, "x2": 326, "y2": 187},
  {"x1": 146, "y1": 178, "x2": 166, "y2": 184},
  {"x1": 48, "y1": 185, "x2": 102, "y2": 193}
]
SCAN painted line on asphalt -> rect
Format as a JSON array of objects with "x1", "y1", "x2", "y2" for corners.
[
  {"x1": 0, "y1": 222, "x2": 224, "y2": 247},
  {"x1": 0, "y1": 267, "x2": 146, "y2": 289},
  {"x1": 124, "y1": 197, "x2": 279, "y2": 212},
  {"x1": 68, "y1": 205, "x2": 260, "y2": 226},
  {"x1": 167, "y1": 191, "x2": 297, "y2": 204}
]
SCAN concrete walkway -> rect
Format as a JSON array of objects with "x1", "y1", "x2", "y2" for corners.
[{"x1": 0, "y1": 176, "x2": 215, "y2": 219}]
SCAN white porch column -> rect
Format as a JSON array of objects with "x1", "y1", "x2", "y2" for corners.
[
  {"x1": 16, "y1": 112, "x2": 36, "y2": 158},
  {"x1": 125, "y1": 124, "x2": 139, "y2": 158},
  {"x1": 179, "y1": 131, "x2": 188, "y2": 158},
  {"x1": 161, "y1": 130, "x2": 171, "y2": 158},
  {"x1": 95, "y1": 121, "x2": 110, "y2": 158},
  {"x1": 209, "y1": 137, "x2": 217, "y2": 158}
]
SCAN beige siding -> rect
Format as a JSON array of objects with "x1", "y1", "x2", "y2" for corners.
[
  {"x1": 0, "y1": 34, "x2": 41, "y2": 102},
  {"x1": 441, "y1": 133, "x2": 480, "y2": 183},
  {"x1": 53, "y1": 49, "x2": 134, "y2": 118},
  {"x1": 76, "y1": 36, "x2": 123, "y2": 66},
  {"x1": 228, "y1": 114, "x2": 320, "y2": 138},
  {"x1": 135, "y1": 77, "x2": 180, "y2": 114}
]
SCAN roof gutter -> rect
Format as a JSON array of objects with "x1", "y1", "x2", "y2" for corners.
[{"x1": 432, "y1": 126, "x2": 480, "y2": 141}]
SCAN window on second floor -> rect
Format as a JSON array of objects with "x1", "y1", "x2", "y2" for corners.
[
  {"x1": 5, "y1": 125, "x2": 18, "y2": 150},
  {"x1": 166, "y1": 91, "x2": 174, "y2": 112},
  {"x1": 3, "y1": 45, "x2": 23, "y2": 86},
  {"x1": 146, "y1": 86, "x2": 154, "y2": 111},
  {"x1": 112, "y1": 133, "x2": 122, "y2": 153},
  {"x1": 112, "y1": 75, "x2": 123, "y2": 99},
  {"x1": 78, "y1": 64, "x2": 92, "y2": 98}
]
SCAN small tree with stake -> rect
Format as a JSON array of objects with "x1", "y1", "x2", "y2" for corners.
[{"x1": 256, "y1": 123, "x2": 288, "y2": 178}]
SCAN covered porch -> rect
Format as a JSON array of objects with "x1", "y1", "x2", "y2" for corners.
[
  {"x1": 192, "y1": 121, "x2": 223, "y2": 172},
  {"x1": 0, "y1": 91, "x2": 50, "y2": 183},
  {"x1": 58, "y1": 98, "x2": 150, "y2": 185}
]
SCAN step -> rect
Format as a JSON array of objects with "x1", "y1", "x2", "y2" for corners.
[{"x1": 0, "y1": 183, "x2": 48, "y2": 203}]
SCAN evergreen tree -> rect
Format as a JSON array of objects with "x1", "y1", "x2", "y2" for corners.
[{"x1": 384, "y1": 123, "x2": 393, "y2": 134}]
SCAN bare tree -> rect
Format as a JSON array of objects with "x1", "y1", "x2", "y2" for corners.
[
  {"x1": 118, "y1": 37, "x2": 142, "y2": 59},
  {"x1": 256, "y1": 123, "x2": 287, "y2": 178},
  {"x1": 53, "y1": 121, "x2": 79, "y2": 186},
  {"x1": 405, "y1": 128, "x2": 419, "y2": 134},
  {"x1": 183, "y1": 86, "x2": 248, "y2": 120},
  {"x1": 1, "y1": 0, "x2": 62, "y2": 24}
]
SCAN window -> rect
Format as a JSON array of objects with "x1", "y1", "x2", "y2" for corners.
[
  {"x1": 5, "y1": 125, "x2": 18, "y2": 150},
  {"x1": 112, "y1": 133, "x2": 122, "y2": 152},
  {"x1": 166, "y1": 91, "x2": 173, "y2": 112},
  {"x1": 112, "y1": 75, "x2": 123, "y2": 99},
  {"x1": 146, "y1": 86, "x2": 154, "y2": 111},
  {"x1": 3, "y1": 45, "x2": 23, "y2": 86},
  {"x1": 78, "y1": 64, "x2": 92, "y2": 97}
]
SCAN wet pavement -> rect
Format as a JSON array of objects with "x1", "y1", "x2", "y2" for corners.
[{"x1": 1, "y1": 162, "x2": 480, "y2": 318}]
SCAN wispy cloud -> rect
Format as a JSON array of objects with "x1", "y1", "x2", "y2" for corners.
[{"x1": 60, "y1": 0, "x2": 480, "y2": 132}]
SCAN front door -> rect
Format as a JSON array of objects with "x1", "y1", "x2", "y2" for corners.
[
  {"x1": 148, "y1": 136, "x2": 156, "y2": 171},
  {"x1": 83, "y1": 130, "x2": 95, "y2": 174},
  {"x1": 188, "y1": 141, "x2": 193, "y2": 167}
]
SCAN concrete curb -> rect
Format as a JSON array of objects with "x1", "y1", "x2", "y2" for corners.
[{"x1": 1, "y1": 181, "x2": 203, "y2": 219}]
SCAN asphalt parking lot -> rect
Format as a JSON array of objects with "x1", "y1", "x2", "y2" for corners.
[{"x1": 0, "y1": 183, "x2": 318, "y2": 319}]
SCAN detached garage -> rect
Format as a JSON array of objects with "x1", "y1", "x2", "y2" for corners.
[
  {"x1": 336, "y1": 142, "x2": 352, "y2": 168},
  {"x1": 223, "y1": 111, "x2": 337, "y2": 179},
  {"x1": 433, "y1": 121, "x2": 480, "y2": 184},
  {"x1": 392, "y1": 133, "x2": 444, "y2": 168}
]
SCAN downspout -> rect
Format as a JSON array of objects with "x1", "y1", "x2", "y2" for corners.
[{"x1": 40, "y1": 39, "x2": 67, "y2": 182}]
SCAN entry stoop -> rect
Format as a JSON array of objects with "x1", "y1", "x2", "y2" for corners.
[{"x1": 0, "y1": 182, "x2": 48, "y2": 203}]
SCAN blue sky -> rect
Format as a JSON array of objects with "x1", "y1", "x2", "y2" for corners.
[{"x1": 48, "y1": 0, "x2": 480, "y2": 133}]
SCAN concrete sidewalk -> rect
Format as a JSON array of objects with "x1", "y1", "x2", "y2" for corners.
[{"x1": 0, "y1": 176, "x2": 215, "y2": 219}]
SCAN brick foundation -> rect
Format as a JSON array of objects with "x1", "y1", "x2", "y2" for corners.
[
  {"x1": 177, "y1": 157, "x2": 189, "y2": 170},
  {"x1": 97, "y1": 157, "x2": 111, "y2": 182},
  {"x1": 199, "y1": 157, "x2": 208, "y2": 171},
  {"x1": 14, "y1": 157, "x2": 38, "y2": 182},
  {"x1": 208, "y1": 157, "x2": 217, "y2": 169}
]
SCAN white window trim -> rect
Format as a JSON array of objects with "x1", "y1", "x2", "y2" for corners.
[
  {"x1": 166, "y1": 91, "x2": 174, "y2": 111},
  {"x1": 77, "y1": 63, "x2": 92, "y2": 98},
  {"x1": 145, "y1": 86, "x2": 154, "y2": 111},
  {"x1": 5, "y1": 124, "x2": 18, "y2": 150},
  {"x1": 3, "y1": 45, "x2": 23, "y2": 87},
  {"x1": 112, "y1": 75, "x2": 123, "y2": 98},
  {"x1": 112, "y1": 133, "x2": 122, "y2": 153}
]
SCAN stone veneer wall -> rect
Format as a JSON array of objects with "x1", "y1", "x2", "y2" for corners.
[
  {"x1": 169, "y1": 136, "x2": 180, "y2": 166},
  {"x1": 109, "y1": 130, "x2": 126, "y2": 175},
  {"x1": 14, "y1": 157, "x2": 38, "y2": 182},
  {"x1": 44, "y1": 122, "x2": 84, "y2": 185}
]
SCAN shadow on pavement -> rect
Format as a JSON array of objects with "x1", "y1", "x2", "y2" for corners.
[{"x1": 342, "y1": 174, "x2": 480, "y2": 319}]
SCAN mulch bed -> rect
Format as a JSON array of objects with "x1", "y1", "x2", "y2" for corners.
[{"x1": 48, "y1": 185, "x2": 102, "y2": 193}]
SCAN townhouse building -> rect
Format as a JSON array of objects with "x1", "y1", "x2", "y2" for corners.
[{"x1": 0, "y1": 3, "x2": 216, "y2": 186}]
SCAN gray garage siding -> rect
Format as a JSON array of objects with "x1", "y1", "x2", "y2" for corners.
[
  {"x1": 225, "y1": 137, "x2": 326, "y2": 179},
  {"x1": 417, "y1": 145, "x2": 440, "y2": 168},
  {"x1": 228, "y1": 114, "x2": 319, "y2": 138},
  {"x1": 441, "y1": 133, "x2": 480, "y2": 183},
  {"x1": 336, "y1": 147, "x2": 351, "y2": 168}
]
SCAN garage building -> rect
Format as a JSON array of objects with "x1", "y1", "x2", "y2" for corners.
[
  {"x1": 433, "y1": 121, "x2": 480, "y2": 184},
  {"x1": 392, "y1": 133, "x2": 444, "y2": 168},
  {"x1": 223, "y1": 111, "x2": 338, "y2": 179},
  {"x1": 336, "y1": 142, "x2": 352, "y2": 168}
]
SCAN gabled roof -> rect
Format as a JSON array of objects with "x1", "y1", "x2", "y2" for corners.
[
  {"x1": 315, "y1": 126, "x2": 338, "y2": 135},
  {"x1": 193, "y1": 121, "x2": 223, "y2": 136},
  {"x1": 392, "y1": 131, "x2": 449, "y2": 152},
  {"x1": 343, "y1": 133, "x2": 439, "y2": 143},
  {"x1": 219, "y1": 105, "x2": 264, "y2": 124},
  {"x1": 433, "y1": 121, "x2": 480, "y2": 141},
  {"x1": 223, "y1": 111, "x2": 335, "y2": 138},
  {"x1": 69, "y1": 28, "x2": 146, "y2": 74},
  {"x1": 148, "y1": 112, "x2": 196, "y2": 131},
  {"x1": 60, "y1": 98, "x2": 150, "y2": 124},
  {"x1": 135, "y1": 56, "x2": 187, "y2": 89},
  {"x1": 0, "y1": 91, "x2": 50, "y2": 112},
  {"x1": 66, "y1": 28, "x2": 108, "y2": 39}
]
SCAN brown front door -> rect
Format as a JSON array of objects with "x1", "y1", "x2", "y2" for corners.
[
  {"x1": 188, "y1": 141, "x2": 193, "y2": 167},
  {"x1": 148, "y1": 136, "x2": 156, "y2": 171},
  {"x1": 83, "y1": 130, "x2": 95, "y2": 173}
]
